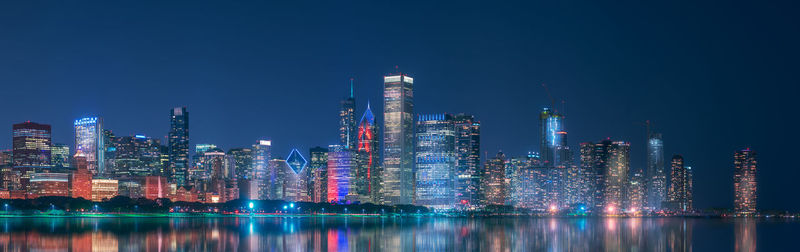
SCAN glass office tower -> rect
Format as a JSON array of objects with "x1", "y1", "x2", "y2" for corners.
[{"x1": 382, "y1": 73, "x2": 415, "y2": 205}]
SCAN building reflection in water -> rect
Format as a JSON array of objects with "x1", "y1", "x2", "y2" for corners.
[
  {"x1": 0, "y1": 216, "x2": 771, "y2": 251},
  {"x1": 735, "y1": 219, "x2": 756, "y2": 252}
]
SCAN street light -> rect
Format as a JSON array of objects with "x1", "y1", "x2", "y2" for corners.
[{"x1": 248, "y1": 202, "x2": 255, "y2": 210}]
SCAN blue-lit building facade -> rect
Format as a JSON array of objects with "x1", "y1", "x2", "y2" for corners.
[
  {"x1": 415, "y1": 114, "x2": 456, "y2": 209},
  {"x1": 253, "y1": 140, "x2": 272, "y2": 200},
  {"x1": 539, "y1": 108, "x2": 563, "y2": 167},
  {"x1": 74, "y1": 117, "x2": 104, "y2": 176},
  {"x1": 327, "y1": 144, "x2": 355, "y2": 203},
  {"x1": 645, "y1": 130, "x2": 666, "y2": 211}
]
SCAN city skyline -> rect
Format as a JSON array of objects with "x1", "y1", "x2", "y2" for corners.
[{"x1": 0, "y1": 1, "x2": 796, "y2": 211}]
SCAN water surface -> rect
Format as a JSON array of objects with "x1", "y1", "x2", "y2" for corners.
[{"x1": 0, "y1": 216, "x2": 795, "y2": 251}]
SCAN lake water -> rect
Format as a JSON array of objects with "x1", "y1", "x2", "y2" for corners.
[{"x1": 0, "y1": 216, "x2": 796, "y2": 251}]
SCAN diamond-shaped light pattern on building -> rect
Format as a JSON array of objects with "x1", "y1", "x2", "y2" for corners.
[{"x1": 285, "y1": 149, "x2": 308, "y2": 174}]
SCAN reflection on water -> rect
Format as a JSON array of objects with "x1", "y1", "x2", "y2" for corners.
[{"x1": 0, "y1": 216, "x2": 784, "y2": 251}]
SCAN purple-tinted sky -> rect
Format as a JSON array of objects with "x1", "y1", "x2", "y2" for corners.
[{"x1": 1, "y1": 0, "x2": 798, "y2": 210}]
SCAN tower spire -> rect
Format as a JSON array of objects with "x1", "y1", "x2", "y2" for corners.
[{"x1": 349, "y1": 77, "x2": 354, "y2": 98}]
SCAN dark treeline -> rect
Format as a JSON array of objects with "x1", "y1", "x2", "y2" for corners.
[{"x1": 0, "y1": 196, "x2": 430, "y2": 215}]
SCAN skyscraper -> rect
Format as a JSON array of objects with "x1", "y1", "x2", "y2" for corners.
[
  {"x1": 482, "y1": 152, "x2": 507, "y2": 206},
  {"x1": 169, "y1": 107, "x2": 189, "y2": 186},
  {"x1": 645, "y1": 130, "x2": 666, "y2": 211},
  {"x1": 309, "y1": 146, "x2": 328, "y2": 203},
  {"x1": 667, "y1": 155, "x2": 692, "y2": 212},
  {"x1": 357, "y1": 103, "x2": 380, "y2": 203},
  {"x1": 327, "y1": 144, "x2": 355, "y2": 203},
  {"x1": 340, "y1": 78, "x2": 357, "y2": 150},
  {"x1": 382, "y1": 73, "x2": 415, "y2": 205},
  {"x1": 253, "y1": 140, "x2": 272, "y2": 200},
  {"x1": 227, "y1": 148, "x2": 254, "y2": 181},
  {"x1": 453, "y1": 114, "x2": 480, "y2": 207},
  {"x1": 580, "y1": 140, "x2": 630, "y2": 213},
  {"x1": 285, "y1": 149, "x2": 309, "y2": 202},
  {"x1": 112, "y1": 135, "x2": 163, "y2": 178},
  {"x1": 603, "y1": 140, "x2": 630, "y2": 213},
  {"x1": 734, "y1": 148, "x2": 757, "y2": 216},
  {"x1": 578, "y1": 142, "x2": 600, "y2": 209},
  {"x1": 415, "y1": 114, "x2": 456, "y2": 209},
  {"x1": 74, "y1": 117, "x2": 104, "y2": 176},
  {"x1": 539, "y1": 108, "x2": 564, "y2": 167},
  {"x1": 627, "y1": 169, "x2": 645, "y2": 212},
  {"x1": 12, "y1": 122, "x2": 52, "y2": 185},
  {"x1": 51, "y1": 143, "x2": 70, "y2": 172}
]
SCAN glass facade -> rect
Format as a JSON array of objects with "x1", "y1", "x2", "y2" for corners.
[
  {"x1": 253, "y1": 140, "x2": 272, "y2": 200},
  {"x1": 645, "y1": 132, "x2": 666, "y2": 211},
  {"x1": 51, "y1": 143, "x2": 70, "y2": 172},
  {"x1": 74, "y1": 117, "x2": 104, "y2": 176},
  {"x1": 169, "y1": 107, "x2": 189, "y2": 186},
  {"x1": 453, "y1": 114, "x2": 480, "y2": 208},
  {"x1": 327, "y1": 144, "x2": 355, "y2": 203},
  {"x1": 539, "y1": 108, "x2": 563, "y2": 167},
  {"x1": 12, "y1": 121, "x2": 52, "y2": 186},
  {"x1": 309, "y1": 146, "x2": 328, "y2": 203},
  {"x1": 382, "y1": 73, "x2": 415, "y2": 205},
  {"x1": 415, "y1": 114, "x2": 456, "y2": 209}
]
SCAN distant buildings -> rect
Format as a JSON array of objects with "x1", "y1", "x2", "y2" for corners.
[
  {"x1": 734, "y1": 148, "x2": 757, "y2": 216},
  {"x1": 168, "y1": 107, "x2": 189, "y2": 187},
  {"x1": 579, "y1": 140, "x2": 630, "y2": 213},
  {"x1": 0, "y1": 71, "x2": 767, "y2": 215},
  {"x1": 382, "y1": 73, "x2": 415, "y2": 205},
  {"x1": 74, "y1": 117, "x2": 104, "y2": 176}
]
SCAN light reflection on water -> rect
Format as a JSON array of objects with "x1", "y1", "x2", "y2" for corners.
[{"x1": 0, "y1": 216, "x2": 789, "y2": 251}]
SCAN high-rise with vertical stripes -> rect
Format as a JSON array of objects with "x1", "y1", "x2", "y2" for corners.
[{"x1": 382, "y1": 73, "x2": 415, "y2": 205}]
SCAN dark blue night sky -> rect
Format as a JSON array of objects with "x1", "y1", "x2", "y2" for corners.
[{"x1": 1, "y1": 1, "x2": 798, "y2": 210}]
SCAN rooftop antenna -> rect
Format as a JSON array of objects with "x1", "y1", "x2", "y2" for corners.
[{"x1": 349, "y1": 77, "x2": 354, "y2": 98}]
